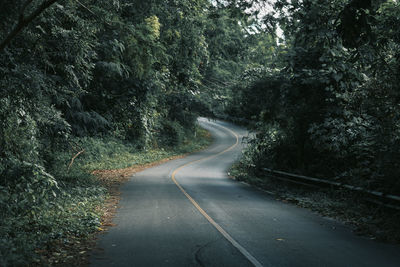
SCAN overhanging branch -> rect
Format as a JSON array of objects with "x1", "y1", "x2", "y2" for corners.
[{"x1": 0, "y1": 0, "x2": 59, "y2": 52}]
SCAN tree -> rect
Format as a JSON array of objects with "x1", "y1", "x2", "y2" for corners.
[
  {"x1": 0, "y1": 0, "x2": 59, "y2": 52},
  {"x1": 234, "y1": 0, "x2": 400, "y2": 193}
]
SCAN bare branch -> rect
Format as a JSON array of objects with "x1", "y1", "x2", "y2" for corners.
[
  {"x1": 67, "y1": 149, "x2": 85, "y2": 171},
  {"x1": 74, "y1": 0, "x2": 96, "y2": 16}
]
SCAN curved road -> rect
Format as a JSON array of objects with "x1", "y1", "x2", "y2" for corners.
[{"x1": 90, "y1": 118, "x2": 400, "y2": 266}]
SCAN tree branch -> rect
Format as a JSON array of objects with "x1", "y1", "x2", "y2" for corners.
[
  {"x1": 0, "y1": 0, "x2": 59, "y2": 52},
  {"x1": 67, "y1": 149, "x2": 85, "y2": 171},
  {"x1": 21, "y1": 0, "x2": 35, "y2": 20},
  {"x1": 74, "y1": 0, "x2": 95, "y2": 16}
]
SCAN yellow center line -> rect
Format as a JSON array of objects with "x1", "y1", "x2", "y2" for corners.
[{"x1": 171, "y1": 121, "x2": 263, "y2": 267}]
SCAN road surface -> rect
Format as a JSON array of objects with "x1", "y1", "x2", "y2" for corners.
[{"x1": 90, "y1": 118, "x2": 400, "y2": 266}]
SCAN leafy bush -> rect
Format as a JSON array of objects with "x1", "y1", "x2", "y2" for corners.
[{"x1": 157, "y1": 120, "x2": 186, "y2": 147}]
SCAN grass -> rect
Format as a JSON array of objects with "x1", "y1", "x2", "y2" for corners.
[
  {"x1": 81, "y1": 128, "x2": 211, "y2": 171},
  {"x1": 0, "y1": 126, "x2": 212, "y2": 266}
]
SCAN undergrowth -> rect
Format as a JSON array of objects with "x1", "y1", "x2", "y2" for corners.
[
  {"x1": 0, "y1": 126, "x2": 211, "y2": 266},
  {"x1": 230, "y1": 163, "x2": 400, "y2": 244}
]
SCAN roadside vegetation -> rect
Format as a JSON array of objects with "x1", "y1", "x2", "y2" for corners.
[
  {"x1": 226, "y1": 0, "x2": 400, "y2": 196},
  {"x1": 223, "y1": 0, "x2": 400, "y2": 243},
  {"x1": 0, "y1": 1, "x2": 220, "y2": 265},
  {"x1": 0, "y1": 126, "x2": 211, "y2": 266},
  {"x1": 231, "y1": 164, "x2": 400, "y2": 243},
  {"x1": 1, "y1": 0, "x2": 400, "y2": 264}
]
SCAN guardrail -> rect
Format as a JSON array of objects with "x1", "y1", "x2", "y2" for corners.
[{"x1": 262, "y1": 168, "x2": 400, "y2": 210}]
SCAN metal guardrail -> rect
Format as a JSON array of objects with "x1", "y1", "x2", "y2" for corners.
[{"x1": 262, "y1": 168, "x2": 400, "y2": 210}]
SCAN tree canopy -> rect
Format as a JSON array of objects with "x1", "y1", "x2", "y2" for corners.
[
  {"x1": 1, "y1": 0, "x2": 400, "y2": 264},
  {"x1": 229, "y1": 0, "x2": 400, "y2": 195}
]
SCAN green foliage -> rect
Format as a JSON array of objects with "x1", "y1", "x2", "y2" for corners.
[
  {"x1": 0, "y1": 0, "x2": 218, "y2": 265},
  {"x1": 79, "y1": 125, "x2": 211, "y2": 171},
  {"x1": 0, "y1": 121, "x2": 211, "y2": 266},
  {"x1": 0, "y1": 183, "x2": 104, "y2": 266},
  {"x1": 4, "y1": 0, "x2": 399, "y2": 263},
  {"x1": 0, "y1": 98, "x2": 39, "y2": 163},
  {"x1": 226, "y1": 69, "x2": 286, "y2": 121},
  {"x1": 233, "y1": 0, "x2": 400, "y2": 194}
]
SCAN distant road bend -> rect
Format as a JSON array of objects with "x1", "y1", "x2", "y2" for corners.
[{"x1": 91, "y1": 118, "x2": 400, "y2": 267}]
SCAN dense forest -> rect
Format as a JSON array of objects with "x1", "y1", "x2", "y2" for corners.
[
  {"x1": 1, "y1": 0, "x2": 399, "y2": 265},
  {"x1": 229, "y1": 0, "x2": 400, "y2": 196}
]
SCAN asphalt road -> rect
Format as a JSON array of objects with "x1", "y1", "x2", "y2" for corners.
[{"x1": 90, "y1": 118, "x2": 400, "y2": 267}]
